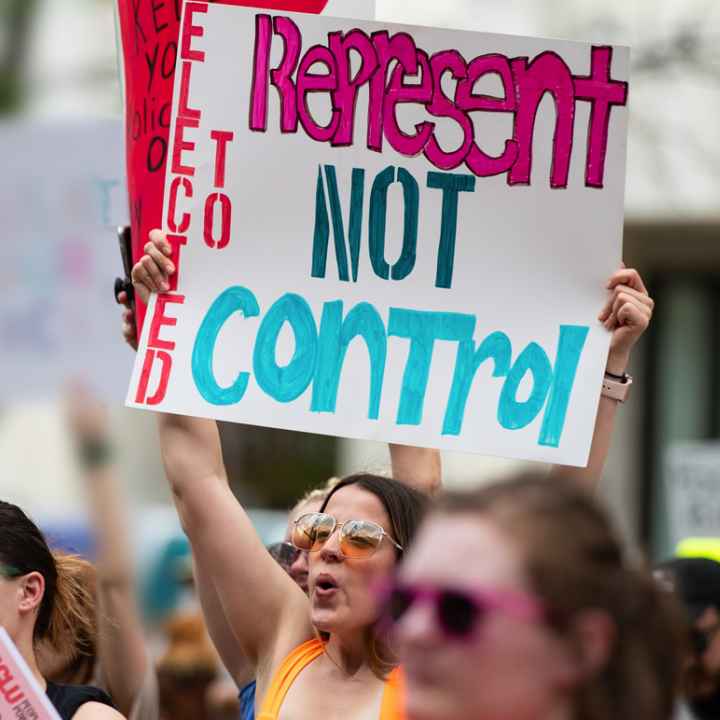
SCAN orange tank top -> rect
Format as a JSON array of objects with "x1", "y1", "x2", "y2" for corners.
[{"x1": 256, "y1": 639, "x2": 405, "y2": 720}]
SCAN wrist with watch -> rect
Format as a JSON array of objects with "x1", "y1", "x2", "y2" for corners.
[{"x1": 601, "y1": 369, "x2": 632, "y2": 402}]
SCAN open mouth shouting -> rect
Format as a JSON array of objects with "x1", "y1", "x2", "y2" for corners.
[{"x1": 314, "y1": 572, "x2": 340, "y2": 600}]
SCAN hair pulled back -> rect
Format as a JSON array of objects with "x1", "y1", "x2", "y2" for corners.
[
  {"x1": 319, "y1": 473, "x2": 429, "y2": 559},
  {"x1": 0, "y1": 501, "x2": 97, "y2": 661},
  {"x1": 435, "y1": 474, "x2": 685, "y2": 720}
]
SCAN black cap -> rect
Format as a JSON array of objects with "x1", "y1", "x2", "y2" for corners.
[{"x1": 655, "y1": 557, "x2": 720, "y2": 621}]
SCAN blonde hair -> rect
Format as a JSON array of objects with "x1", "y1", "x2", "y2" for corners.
[
  {"x1": 37, "y1": 553, "x2": 98, "y2": 683},
  {"x1": 47, "y1": 552, "x2": 98, "y2": 657},
  {"x1": 291, "y1": 476, "x2": 342, "y2": 516}
]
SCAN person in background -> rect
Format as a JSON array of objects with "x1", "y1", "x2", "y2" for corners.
[
  {"x1": 655, "y1": 556, "x2": 720, "y2": 720},
  {"x1": 66, "y1": 388, "x2": 161, "y2": 720},
  {"x1": 68, "y1": 388, "x2": 252, "y2": 720},
  {"x1": 0, "y1": 501, "x2": 124, "y2": 720},
  {"x1": 389, "y1": 474, "x2": 686, "y2": 720}
]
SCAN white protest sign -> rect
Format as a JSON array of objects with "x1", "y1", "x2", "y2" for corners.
[
  {"x1": 665, "y1": 442, "x2": 720, "y2": 547},
  {"x1": 0, "y1": 120, "x2": 131, "y2": 404},
  {"x1": 127, "y1": 3, "x2": 629, "y2": 466},
  {"x1": 0, "y1": 628, "x2": 62, "y2": 720}
]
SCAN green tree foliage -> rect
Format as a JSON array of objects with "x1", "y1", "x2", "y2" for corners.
[{"x1": 0, "y1": 0, "x2": 37, "y2": 114}]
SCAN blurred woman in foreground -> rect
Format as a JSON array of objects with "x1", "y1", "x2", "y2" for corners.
[{"x1": 389, "y1": 474, "x2": 686, "y2": 720}]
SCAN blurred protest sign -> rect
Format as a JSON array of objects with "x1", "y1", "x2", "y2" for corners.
[
  {"x1": 665, "y1": 442, "x2": 720, "y2": 548},
  {"x1": 0, "y1": 120, "x2": 131, "y2": 403},
  {"x1": 0, "y1": 628, "x2": 62, "y2": 720},
  {"x1": 115, "y1": 0, "x2": 375, "y2": 329},
  {"x1": 127, "y1": 5, "x2": 629, "y2": 466}
]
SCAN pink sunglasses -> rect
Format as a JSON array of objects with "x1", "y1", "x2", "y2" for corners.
[{"x1": 379, "y1": 580, "x2": 545, "y2": 640}]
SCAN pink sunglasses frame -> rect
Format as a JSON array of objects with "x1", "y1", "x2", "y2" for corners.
[{"x1": 378, "y1": 580, "x2": 545, "y2": 639}]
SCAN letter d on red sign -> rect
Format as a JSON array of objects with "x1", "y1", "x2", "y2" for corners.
[{"x1": 135, "y1": 349, "x2": 173, "y2": 405}]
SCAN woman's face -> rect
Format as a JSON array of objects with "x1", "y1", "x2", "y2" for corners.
[
  {"x1": 395, "y1": 514, "x2": 576, "y2": 720},
  {"x1": 307, "y1": 485, "x2": 398, "y2": 636},
  {"x1": 0, "y1": 575, "x2": 22, "y2": 640}
]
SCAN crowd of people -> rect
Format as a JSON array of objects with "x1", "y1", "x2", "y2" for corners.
[{"x1": 1, "y1": 232, "x2": 717, "y2": 720}]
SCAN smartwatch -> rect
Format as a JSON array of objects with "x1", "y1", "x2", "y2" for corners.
[{"x1": 601, "y1": 372, "x2": 632, "y2": 402}]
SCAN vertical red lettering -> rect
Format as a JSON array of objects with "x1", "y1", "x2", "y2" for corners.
[
  {"x1": 167, "y1": 177, "x2": 193, "y2": 233},
  {"x1": 165, "y1": 234, "x2": 188, "y2": 292},
  {"x1": 148, "y1": 294, "x2": 186, "y2": 350},
  {"x1": 135, "y1": 349, "x2": 173, "y2": 405},
  {"x1": 204, "y1": 194, "x2": 232, "y2": 250},
  {"x1": 171, "y1": 115, "x2": 199, "y2": 176},
  {"x1": 178, "y1": 60, "x2": 201, "y2": 121},
  {"x1": 210, "y1": 130, "x2": 234, "y2": 188},
  {"x1": 180, "y1": 2, "x2": 208, "y2": 62}
]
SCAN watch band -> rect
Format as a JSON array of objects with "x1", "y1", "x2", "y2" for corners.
[{"x1": 601, "y1": 373, "x2": 632, "y2": 402}]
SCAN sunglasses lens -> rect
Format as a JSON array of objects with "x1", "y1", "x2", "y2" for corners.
[
  {"x1": 387, "y1": 587, "x2": 415, "y2": 623},
  {"x1": 438, "y1": 590, "x2": 480, "y2": 638},
  {"x1": 340, "y1": 520, "x2": 383, "y2": 559},
  {"x1": 292, "y1": 513, "x2": 334, "y2": 552},
  {"x1": 268, "y1": 542, "x2": 301, "y2": 569}
]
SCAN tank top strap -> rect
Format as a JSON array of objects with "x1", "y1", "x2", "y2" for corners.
[
  {"x1": 256, "y1": 638, "x2": 325, "y2": 720},
  {"x1": 380, "y1": 666, "x2": 406, "y2": 720}
]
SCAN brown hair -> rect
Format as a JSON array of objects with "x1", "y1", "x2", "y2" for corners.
[
  {"x1": 434, "y1": 474, "x2": 685, "y2": 720},
  {"x1": 0, "y1": 501, "x2": 98, "y2": 664}
]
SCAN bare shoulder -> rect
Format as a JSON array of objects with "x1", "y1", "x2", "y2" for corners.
[
  {"x1": 256, "y1": 611, "x2": 317, "y2": 697},
  {"x1": 72, "y1": 702, "x2": 127, "y2": 720}
]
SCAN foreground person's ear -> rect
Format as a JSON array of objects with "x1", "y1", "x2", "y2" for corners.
[
  {"x1": 569, "y1": 609, "x2": 616, "y2": 680},
  {"x1": 17, "y1": 571, "x2": 45, "y2": 617}
]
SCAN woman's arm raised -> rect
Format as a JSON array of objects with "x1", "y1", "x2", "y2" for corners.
[
  {"x1": 67, "y1": 389, "x2": 148, "y2": 716},
  {"x1": 389, "y1": 445, "x2": 442, "y2": 496},
  {"x1": 549, "y1": 267, "x2": 653, "y2": 490},
  {"x1": 125, "y1": 232, "x2": 311, "y2": 670}
]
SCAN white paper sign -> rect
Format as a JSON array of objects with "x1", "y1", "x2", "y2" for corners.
[
  {"x1": 0, "y1": 120, "x2": 131, "y2": 404},
  {"x1": 127, "y1": 3, "x2": 629, "y2": 466},
  {"x1": 0, "y1": 628, "x2": 62, "y2": 720},
  {"x1": 665, "y1": 442, "x2": 720, "y2": 547}
]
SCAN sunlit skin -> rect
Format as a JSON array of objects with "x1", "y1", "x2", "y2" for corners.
[
  {"x1": 0, "y1": 575, "x2": 28, "y2": 644},
  {"x1": 307, "y1": 485, "x2": 398, "y2": 643},
  {"x1": 276, "y1": 484, "x2": 402, "y2": 719},
  {"x1": 395, "y1": 516, "x2": 582, "y2": 720}
]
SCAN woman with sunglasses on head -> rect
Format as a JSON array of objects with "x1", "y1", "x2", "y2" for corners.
[
  {"x1": 119, "y1": 231, "x2": 651, "y2": 719},
  {"x1": 0, "y1": 501, "x2": 125, "y2": 720},
  {"x1": 388, "y1": 474, "x2": 686, "y2": 720}
]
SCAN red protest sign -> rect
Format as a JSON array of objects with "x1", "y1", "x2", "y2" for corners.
[{"x1": 116, "y1": 0, "x2": 365, "y2": 329}]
